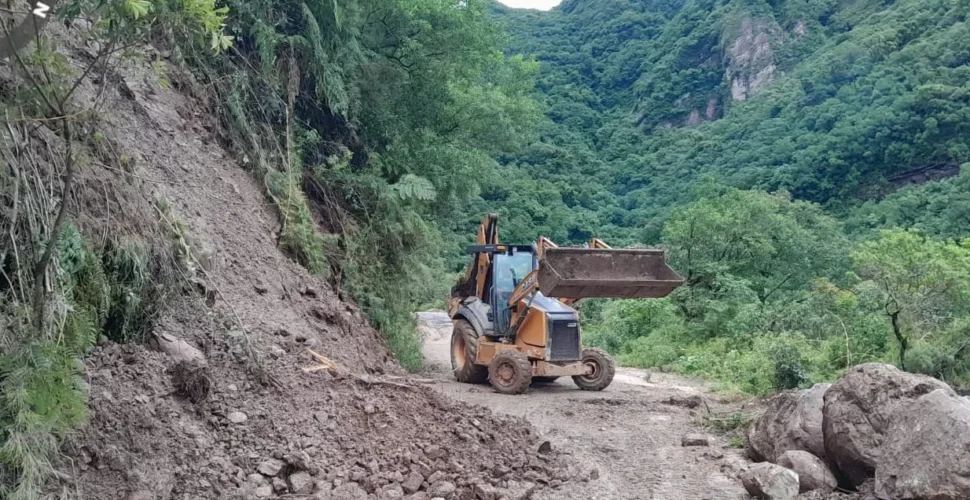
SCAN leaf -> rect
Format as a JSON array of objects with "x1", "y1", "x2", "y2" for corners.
[
  {"x1": 124, "y1": 0, "x2": 151, "y2": 20},
  {"x1": 391, "y1": 174, "x2": 437, "y2": 202}
]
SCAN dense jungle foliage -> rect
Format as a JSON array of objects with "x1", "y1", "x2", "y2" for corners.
[{"x1": 471, "y1": 0, "x2": 970, "y2": 394}]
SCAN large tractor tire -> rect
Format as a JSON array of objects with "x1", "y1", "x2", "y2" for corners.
[
  {"x1": 572, "y1": 347, "x2": 616, "y2": 391},
  {"x1": 532, "y1": 376, "x2": 560, "y2": 384},
  {"x1": 488, "y1": 350, "x2": 533, "y2": 395},
  {"x1": 451, "y1": 319, "x2": 488, "y2": 384}
]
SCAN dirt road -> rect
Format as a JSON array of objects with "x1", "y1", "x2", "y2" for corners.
[{"x1": 418, "y1": 311, "x2": 750, "y2": 500}]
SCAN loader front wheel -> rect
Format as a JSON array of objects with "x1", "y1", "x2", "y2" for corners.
[
  {"x1": 451, "y1": 319, "x2": 488, "y2": 384},
  {"x1": 488, "y1": 351, "x2": 532, "y2": 395},
  {"x1": 572, "y1": 348, "x2": 615, "y2": 391}
]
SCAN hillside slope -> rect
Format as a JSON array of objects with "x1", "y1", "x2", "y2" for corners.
[{"x1": 0, "y1": 22, "x2": 573, "y2": 500}]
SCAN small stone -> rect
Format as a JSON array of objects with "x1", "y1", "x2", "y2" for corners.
[
  {"x1": 403, "y1": 471, "x2": 424, "y2": 493},
  {"x1": 428, "y1": 481, "x2": 456, "y2": 498},
  {"x1": 257, "y1": 458, "x2": 285, "y2": 477},
  {"x1": 588, "y1": 468, "x2": 599, "y2": 480},
  {"x1": 255, "y1": 485, "x2": 273, "y2": 498},
  {"x1": 272, "y1": 477, "x2": 287, "y2": 492},
  {"x1": 381, "y1": 483, "x2": 405, "y2": 499},
  {"x1": 364, "y1": 404, "x2": 376, "y2": 415},
  {"x1": 227, "y1": 411, "x2": 248, "y2": 424},
  {"x1": 426, "y1": 471, "x2": 447, "y2": 484},
  {"x1": 247, "y1": 473, "x2": 265, "y2": 484},
  {"x1": 474, "y1": 482, "x2": 500, "y2": 499},
  {"x1": 289, "y1": 471, "x2": 314, "y2": 494},
  {"x1": 681, "y1": 434, "x2": 710, "y2": 447},
  {"x1": 332, "y1": 482, "x2": 369, "y2": 500},
  {"x1": 227, "y1": 384, "x2": 238, "y2": 392}
]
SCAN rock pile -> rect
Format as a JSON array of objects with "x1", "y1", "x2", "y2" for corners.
[
  {"x1": 744, "y1": 363, "x2": 970, "y2": 500},
  {"x1": 64, "y1": 342, "x2": 577, "y2": 500}
]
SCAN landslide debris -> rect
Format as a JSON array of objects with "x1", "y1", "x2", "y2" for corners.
[
  {"x1": 72, "y1": 342, "x2": 569, "y2": 500},
  {"x1": 30, "y1": 23, "x2": 572, "y2": 500}
]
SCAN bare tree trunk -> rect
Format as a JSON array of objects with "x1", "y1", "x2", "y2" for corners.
[
  {"x1": 32, "y1": 118, "x2": 74, "y2": 333},
  {"x1": 890, "y1": 310, "x2": 908, "y2": 371}
]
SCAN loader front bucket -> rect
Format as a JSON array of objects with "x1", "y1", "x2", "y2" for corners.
[{"x1": 538, "y1": 248, "x2": 684, "y2": 299}]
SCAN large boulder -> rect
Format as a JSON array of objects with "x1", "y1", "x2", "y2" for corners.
[
  {"x1": 874, "y1": 389, "x2": 970, "y2": 500},
  {"x1": 776, "y1": 450, "x2": 837, "y2": 493},
  {"x1": 748, "y1": 383, "x2": 830, "y2": 462},
  {"x1": 741, "y1": 462, "x2": 800, "y2": 500},
  {"x1": 822, "y1": 363, "x2": 954, "y2": 487}
]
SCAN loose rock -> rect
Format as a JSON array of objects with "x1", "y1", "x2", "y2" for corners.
[
  {"x1": 403, "y1": 471, "x2": 424, "y2": 493},
  {"x1": 288, "y1": 471, "x2": 314, "y2": 494},
  {"x1": 776, "y1": 450, "x2": 837, "y2": 493},
  {"x1": 874, "y1": 389, "x2": 970, "y2": 500},
  {"x1": 257, "y1": 458, "x2": 285, "y2": 477},
  {"x1": 681, "y1": 434, "x2": 710, "y2": 447},
  {"x1": 332, "y1": 482, "x2": 369, "y2": 500},
  {"x1": 255, "y1": 485, "x2": 273, "y2": 498},
  {"x1": 748, "y1": 383, "x2": 829, "y2": 463},
  {"x1": 428, "y1": 480, "x2": 456, "y2": 498},
  {"x1": 150, "y1": 332, "x2": 206, "y2": 365},
  {"x1": 227, "y1": 411, "x2": 248, "y2": 424},
  {"x1": 741, "y1": 462, "x2": 799, "y2": 500},
  {"x1": 823, "y1": 363, "x2": 954, "y2": 486}
]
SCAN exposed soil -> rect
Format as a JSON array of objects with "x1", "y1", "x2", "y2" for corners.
[
  {"x1": 419, "y1": 312, "x2": 753, "y2": 500},
  {"x1": 36, "y1": 24, "x2": 570, "y2": 500}
]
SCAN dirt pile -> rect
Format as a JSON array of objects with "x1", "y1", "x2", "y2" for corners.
[
  {"x1": 74, "y1": 342, "x2": 567, "y2": 500},
  {"x1": 32, "y1": 23, "x2": 569, "y2": 500}
]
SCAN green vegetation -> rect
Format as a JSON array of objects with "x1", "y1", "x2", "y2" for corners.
[
  {"x1": 0, "y1": 1, "x2": 226, "y2": 496},
  {"x1": 465, "y1": 0, "x2": 970, "y2": 395},
  {"x1": 182, "y1": 0, "x2": 539, "y2": 369}
]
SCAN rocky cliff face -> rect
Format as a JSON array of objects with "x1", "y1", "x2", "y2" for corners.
[{"x1": 725, "y1": 16, "x2": 781, "y2": 102}]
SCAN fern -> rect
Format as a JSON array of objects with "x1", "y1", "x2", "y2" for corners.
[
  {"x1": 265, "y1": 171, "x2": 330, "y2": 276},
  {"x1": 391, "y1": 174, "x2": 437, "y2": 202}
]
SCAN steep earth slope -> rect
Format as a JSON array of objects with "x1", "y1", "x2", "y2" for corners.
[{"x1": 36, "y1": 23, "x2": 571, "y2": 500}]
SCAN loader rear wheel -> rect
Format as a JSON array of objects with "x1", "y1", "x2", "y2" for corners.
[
  {"x1": 451, "y1": 319, "x2": 488, "y2": 384},
  {"x1": 488, "y1": 351, "x2": 532, "y2": 395},
  {"x1": 572, "y1": 348, "x2": 615, "y2": 391}
]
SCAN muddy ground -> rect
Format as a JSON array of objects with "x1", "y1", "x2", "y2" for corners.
[{"x1": 418, "y1": 311, "x2": 752, "y2": 500}]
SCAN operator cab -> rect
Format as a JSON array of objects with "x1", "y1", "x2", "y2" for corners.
[{"x1": 489, "y1": 246, "x2": 536, "y2": 336}]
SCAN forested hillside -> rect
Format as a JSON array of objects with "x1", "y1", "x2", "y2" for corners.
[{"x1": 470, "y1": 0, "x2": 970, "y2": 394}]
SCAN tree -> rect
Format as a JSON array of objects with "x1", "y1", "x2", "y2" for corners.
[
  {"x1": 661, "y1": 187, "x2": 847, "y2": 330},
  {"x1": 852, "y1": 229, "x2": 970, "y2": 369}
]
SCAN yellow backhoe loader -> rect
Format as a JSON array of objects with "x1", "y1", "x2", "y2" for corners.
[{"x1": 447, "y1": 213, "x2": 684, "y2": 394}]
